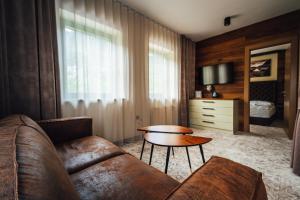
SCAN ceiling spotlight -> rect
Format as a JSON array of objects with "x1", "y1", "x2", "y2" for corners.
[{"x1": 224, "y1": 17, "x2": 231, "y2": 26}]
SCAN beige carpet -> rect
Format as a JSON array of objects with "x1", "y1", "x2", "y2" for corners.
[{"x1": 121, "y1": 125, "x2": 300, "y2": 200}]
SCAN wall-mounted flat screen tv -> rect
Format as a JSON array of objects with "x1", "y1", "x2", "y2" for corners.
[{"x1": 199, "y1": 63, "x2": 233, "y2": 85}]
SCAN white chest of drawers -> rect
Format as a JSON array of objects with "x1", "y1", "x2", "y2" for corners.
[{"x1": 189, "y1": 99, "x2": 239, "y2": 133}]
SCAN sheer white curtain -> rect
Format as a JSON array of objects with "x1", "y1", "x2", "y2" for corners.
[
  {"x1": 147, "y1": 22, "x2": 180, "y2": 125},
  {"x1": 56, "y1": 0, "x2": 180, "y2": 142}
]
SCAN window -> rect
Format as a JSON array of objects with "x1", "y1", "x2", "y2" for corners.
[
  {"x1": 149, "y1": 43, "x2": 179, "y2": 100},
  {"x1": 60, "y1": 10, "x2": 126, "y2": 101}
]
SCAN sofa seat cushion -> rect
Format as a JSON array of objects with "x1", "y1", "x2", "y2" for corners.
[
  {"x1": 56, "y1": 136, "x2": 125, "y2": 173},
  {"x1": 71, "y1": 154, "x2": 180, "y2": 200},
  {"x1": 166, "y1": 156, "x2": 267, "y2": 200}
]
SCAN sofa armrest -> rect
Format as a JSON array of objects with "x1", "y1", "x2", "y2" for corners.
[
  {"x1": 165, "y1": 156, "x2": 267, "y2": 200},
  {"x1": 38, "y1": 117, "x2": 93, "y2": 145}
]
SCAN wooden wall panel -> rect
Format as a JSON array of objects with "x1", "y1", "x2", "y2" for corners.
[
  {"x1": 196, "y1": 37, "x2": 246, "y2": 129},
  {"x1": 195, "y1": 10, "x2": 300, "y2": 131}
]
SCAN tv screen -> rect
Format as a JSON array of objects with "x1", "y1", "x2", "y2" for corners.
[
  {"x1": 218, "y1": 63, "x2": 233, "y2": 84},
  {"x1": 199, "y1": 63, "x2": 233, "y2": 85},
  {"x1": 201, "y1": 65, "x2": 217, "y2": 85}
]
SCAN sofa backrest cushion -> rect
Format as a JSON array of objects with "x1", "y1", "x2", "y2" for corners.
[{"x1": 0, "y1": 115, "x2": 79, "y2": 200}]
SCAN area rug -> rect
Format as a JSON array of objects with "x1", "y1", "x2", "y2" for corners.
[{"x1": 121, "y1": 125, "x2": 300, "y2": 200}]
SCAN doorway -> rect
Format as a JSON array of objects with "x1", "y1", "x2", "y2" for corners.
[{"x1": 244, "y1": 34, "x2": 299, "y2": 139}]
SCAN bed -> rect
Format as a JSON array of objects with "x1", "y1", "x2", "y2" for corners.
[
  {"x1": 250, "y1": 81, "x2": 277, "y2": 125},
  {"x1": 250, "y1": 100, "x2": 276, "y2": 125}
]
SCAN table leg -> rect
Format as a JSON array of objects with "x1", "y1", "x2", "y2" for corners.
[
  {"x1": 171, "y1": 147, "x2": 175, "y2": 157},
  {"x1": 149, "y1": 144, "x2": 154, "y2": 165},
  {"x1": 140, "y1": 139, "x2": 146, "y2": 160},
  {"x1": 185, "y1": 147, "x2": 192, "y2": 171},
  {"x1": 199, "y1": 145, "x2": 205, "y2": 163},
  {"x1": 165, "y1": 147, "x2": 171, "y2": 174}
]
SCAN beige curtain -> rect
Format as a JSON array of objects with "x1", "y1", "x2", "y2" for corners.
[
  {"x1": 179, "y1": 36, "x2": 195, "y2": 126},
  {"x1": 55, "y1": 0, "x2": 181, "y2": 142}
]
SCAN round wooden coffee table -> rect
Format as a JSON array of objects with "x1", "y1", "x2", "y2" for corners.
[
  {"x1": 137, "y1": 125, "x2": 194, "y2": 168},
  {"x1": 144, "y1": 133, "x2": 212, "y2": 174},
  {"x1": 137, "y1": 125, "x2": 193, "y2": 134}
]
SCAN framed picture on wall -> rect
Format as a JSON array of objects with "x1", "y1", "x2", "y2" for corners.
[{"x1": 250, "y1": 53, "x2": 278, "y2": 82}]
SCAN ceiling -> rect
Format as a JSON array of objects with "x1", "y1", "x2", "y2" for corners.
[{"x1": 118, "y1": 0, "x2": 300, "y2": 42}]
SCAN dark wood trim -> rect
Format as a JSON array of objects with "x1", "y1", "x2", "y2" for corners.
[
  {"x1": 244, "y1": 45, "x2": 250, "y2": 132},
  {"x1": 244, "y1": 33, "x2": 299, "y2": 138}
]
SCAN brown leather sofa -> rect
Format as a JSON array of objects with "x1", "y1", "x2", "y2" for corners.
[{"x1": 0, "y1": 115, "x2": 267, "y2": 200}]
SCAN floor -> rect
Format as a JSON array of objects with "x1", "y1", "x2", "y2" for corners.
[
  {"x1": 270, "y1": 119, "x2": 285, "y2": 128},
  {"x1": 121, "y1": 125, "x2": 300, "y2": 200}
]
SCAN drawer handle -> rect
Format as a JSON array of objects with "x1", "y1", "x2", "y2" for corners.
[
  {"x1": 203, "y1": 101, "x2": 215, "y2": 103},
  {"x1": 202, "y1": 108, "x2": 215, "y2": 110},
  {"x1": 202, "y1": 121, "x2": 214, "y2": 124},
  {"x1": 202, "y1": 114, "x2": 215, "y2": 117}
]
